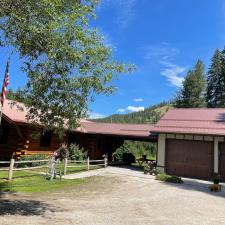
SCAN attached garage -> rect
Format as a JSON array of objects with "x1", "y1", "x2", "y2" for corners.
[
  {"x1": 152, "y1": 108, "x2": 225, "y2": 181},
  {"x1": 166, "y1": 139, "x2": 213, "y2": 180}
]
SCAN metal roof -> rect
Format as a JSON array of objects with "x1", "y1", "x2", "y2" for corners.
[
  {"x1": 2, "y1": 100, "x2": 154, "y2": 139},
  {"x1": 151, "y1": 108, "x2": 225, "y2": 136}
]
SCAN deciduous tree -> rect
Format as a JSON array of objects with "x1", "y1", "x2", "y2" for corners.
[{"x1": 0, "y1": 0, "x2": 133, "y2": 136}]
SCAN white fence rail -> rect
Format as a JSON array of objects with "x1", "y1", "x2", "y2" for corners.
[
  {"x1": 63, "y1": 156, "x2": 108, "y2": 175},
  {"x1": 0, "y1": 156, "x2": 108, "y2": 180}
]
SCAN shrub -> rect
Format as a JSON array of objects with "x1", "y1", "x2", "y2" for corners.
[
  {"x1": 156, "y1": 173, "x2": 183, "y2": 183},
  {"x1": 18, "y1": 154, "x2": 51, "y2": 168},
  {"x1": 213, "y1": 173, "x2": 220, "y2": 184},
  {"x1": 69, "y1": 144, "x2": 87, "y2": 161}
]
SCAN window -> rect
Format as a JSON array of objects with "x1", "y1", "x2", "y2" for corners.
[
  {"x1": 40, "y1": 130, "x2": 52, "y2": 148},
  {"x1": 0, "y1": 126, "x2": 9, "y2": 144}
]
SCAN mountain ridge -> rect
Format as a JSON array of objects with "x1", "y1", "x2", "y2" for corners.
[{"x1": 93, "y1": 101, "x2": 173, "y2": 124}]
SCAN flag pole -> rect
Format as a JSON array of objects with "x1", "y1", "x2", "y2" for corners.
[
  {"x1": 0, "y1": 57, "x2": 10, "y2": 126},
  {"x1": 0, "y1": 104, "x2": 3, "y2": 126}
]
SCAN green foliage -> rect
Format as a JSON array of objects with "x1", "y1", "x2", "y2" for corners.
[
  {"x1": 176, "y1": 60, "x2": 206, "y2": 108},
  {"x1": 0, "y1": 0, "x2": 133, "y2": 136},
  {"x1": 19, "y1": 154, "x2": 51, "y2": 168},
  {"x1": 206, "y1": 49, "x2": 225, "y2": 108},
  {"x1": 0, "y1": 171, "x2": 84, "y2": 193},
  {"x1": 69, "y1": 144, "x2": 87, "y2": 161},
  {"x1": 6, "y1": 88, "x2": 24, "y2": 102},
  {"x1": 113, "y1": 140, "x2": 157, "y2": 161},
  {"x1": 156, "y1": 173, "x2": 183, "y2": 183},
  {"x1": 213, "y1": 173, "x2": 220, "y2": 184},
  {"x1": 94, "y1": 102, "x2": 172, "y2": 124}
]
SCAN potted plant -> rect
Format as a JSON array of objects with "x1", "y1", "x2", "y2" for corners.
[
  {"x1": 213, "y1": 173, "x2": 220, "y2": 185},
  {"x1": 210, "y1": 173, "x2": 221, "y2": 192}
]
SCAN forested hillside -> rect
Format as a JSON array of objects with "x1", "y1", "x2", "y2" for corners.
[{"x1": 94, "y1": 101, "x2": 173, "y2": 124}]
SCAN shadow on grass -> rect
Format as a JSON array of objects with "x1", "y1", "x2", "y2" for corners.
[{"x1": 0, "y1": 198, "x2": 55, "y2": 215}]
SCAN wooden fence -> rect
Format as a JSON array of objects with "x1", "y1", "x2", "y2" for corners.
[
  {"x1": 63, "y1": 157, "x2": 108, "y2": 175},
  {"x1": 0, "y1": 156, "x2": 108, "y2": 180}
]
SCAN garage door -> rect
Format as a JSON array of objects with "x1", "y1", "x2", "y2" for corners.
[
  {"x1": 166, "y1": 139, "x2": 213, "y2": 180},
  {"x1": 219, "y1": 143, "x2": 225, "y2": 181}
]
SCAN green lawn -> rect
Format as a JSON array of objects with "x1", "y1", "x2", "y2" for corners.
[
  {"x1": 0, "y1": 170, "x2": 85, "y2": 193},
  {"x1": 0, "y1": 162, "x2": 104, "y2": 193}
]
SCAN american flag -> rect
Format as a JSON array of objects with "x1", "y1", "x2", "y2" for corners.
[{"x1": 0, "y1": 60, "x2": 9, "y2": 107}]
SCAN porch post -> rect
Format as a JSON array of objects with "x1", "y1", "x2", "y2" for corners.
[
  {"x1": 214, "y1": 137, "x2": 219, "y2": 174},
  {"x1": 156, "y1": 134, "x2": 166, "y2": 173}
]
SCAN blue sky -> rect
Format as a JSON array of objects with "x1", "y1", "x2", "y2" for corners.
[{"x1": 1, "y1": 0, "x2": 225, "y2": 118}]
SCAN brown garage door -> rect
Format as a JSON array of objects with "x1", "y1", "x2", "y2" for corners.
[
  {"x1": 166, "y1": 139, "x2": 213, "y2": 180},
  {"x1": 219, "y1": 143, "x2": 225, "y2": 181}
]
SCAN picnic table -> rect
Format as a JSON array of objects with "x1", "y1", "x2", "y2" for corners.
[{"x1": 136, "y1": 157, "x2": 155, "y2": 167}]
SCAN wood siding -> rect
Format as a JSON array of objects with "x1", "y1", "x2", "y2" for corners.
[
  {"x1": 0, "y1": 120, "x2": 19, "y2": 159},
  {"x1": 0, "y1": 118, "x2": 124, "y2": 160},
  {"x1": 219, "y1": 143, "x2": 225, "y2": 181}
]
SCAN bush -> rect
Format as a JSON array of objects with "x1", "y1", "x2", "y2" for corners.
[
  {"x1": 156, "y1": 173, "x2": 183, "y2": 183},
  {"x1": 18, "y1": 154, "x2": 51, "y2": 168},
  {"x1": 69, "y1": 144, "x2": 87, "y2": 161},
  {"x1": 113, "y1": 140, "x2": 157, "y2": 161}
]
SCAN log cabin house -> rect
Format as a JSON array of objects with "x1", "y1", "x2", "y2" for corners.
[
  {"x1": 1, "y1": 100, "x2": 225, "y2": 181},
  {"x1": 0, "y1": 100, "x2": 156, "y2": 160}
]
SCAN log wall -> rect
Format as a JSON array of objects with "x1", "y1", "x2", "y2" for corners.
[{"x1": 0, "y1": 119, "x2": 124, "y2": 160}]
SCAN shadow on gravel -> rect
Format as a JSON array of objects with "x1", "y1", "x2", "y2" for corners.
[
  {"x1": 161, "y1": 179, "x2": 225, "y2": 199},
  {"x1": 110, "y1": 164, "x2": 144, "y2": 172},
  {"x1": 0, "y1": 198, "x2": 55, "y2": 216}
]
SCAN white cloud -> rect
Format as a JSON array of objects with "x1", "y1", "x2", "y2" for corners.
[
  {"x1": 133, "y1": 98, "x2": 144, "y2": 102},
  {"x1": 117, "y1": 105, "x2": 144, "y2": 113},
  {"x1": 160, "y1": 61, "x2": 185, "y2": 87},
  {"x1": 144, "y1": 42, "x2": 179, "y2": 61},
  {"x1": 117, "y1": 108, "x2": 126, "y2": 113},
  {"x1": 127, "y1": 106, "x2": 144, "y2": 112},
  {"x1": 101, "y1": 0, "x2": 137, "y2": 28},
  {"x1": 142, "y1": 42, "x2": 186, "y2": 88},
  {"x1": 89, "y1": 112, "x2": 106, "y2": 119}
]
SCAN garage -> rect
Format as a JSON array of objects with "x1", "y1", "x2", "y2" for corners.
[
  {"x1": 165, "y1": 139, "x2": 213, "y2": 180},
  {"x1": 219, "y1": 143, "x2": 225, "y2": 181}
]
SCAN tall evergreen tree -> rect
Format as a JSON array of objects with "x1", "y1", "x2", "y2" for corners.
[
  {"x1": 176, "y1": 60, "x2": 206, "y2": 108},
  {"x1": 206, "y1": 49, "x2": 225, "y2": 107}
]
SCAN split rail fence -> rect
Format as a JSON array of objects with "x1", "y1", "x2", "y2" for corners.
[{"x1": 0, "y1": 156, "x2": 108, "y2": 180}]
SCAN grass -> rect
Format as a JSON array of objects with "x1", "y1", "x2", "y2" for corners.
[
  {"x1": 0, "y1": 172, "x2": 84, "y2": 193},
  {"x1": 156, "y1": 173, "x2": 183, "y2": 183},
  {"x1": 0, "y1": 162, "x2": 104, "y2": 193}
]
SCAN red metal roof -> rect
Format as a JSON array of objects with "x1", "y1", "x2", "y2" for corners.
[
  {"x1": 76, "y1": 120, "x2": 154, "y2": 138},
  {"x1": 152, "y1": 108, "x2": 225, "y2": 136},
  {"x1": 2, "y1": 100, "x2": 154, "y2": 138}
]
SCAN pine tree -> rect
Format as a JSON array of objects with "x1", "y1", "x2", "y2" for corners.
[
  {"x1": 176, "y1": 60, "x2": 206, "y2": 108},
  {"x1": 206, "y1": 49, "x2": 225, "y2": 107}
]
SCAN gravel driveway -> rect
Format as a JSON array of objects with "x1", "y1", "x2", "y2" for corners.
[{"x1": 1, "y1": 166, "x2": 225, "y2": 225}]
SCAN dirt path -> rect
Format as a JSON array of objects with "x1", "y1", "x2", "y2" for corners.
[{"x1": 1, "y1": 167, "x2": 225, "y2": 225}]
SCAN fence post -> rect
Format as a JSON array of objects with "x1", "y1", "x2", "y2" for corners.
[
  {"x1": 63, "y1": 158, "x2": 68, "y2": 175},
  {"x1": 87, "y1": 156, "x2": 90, "y2": 171},
  {"x1": 104, "y1": 155, "x2": 108, "y2": 168},
  {"x1": 8, "y1": 158, "x2": 15, "y2": 180}
]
